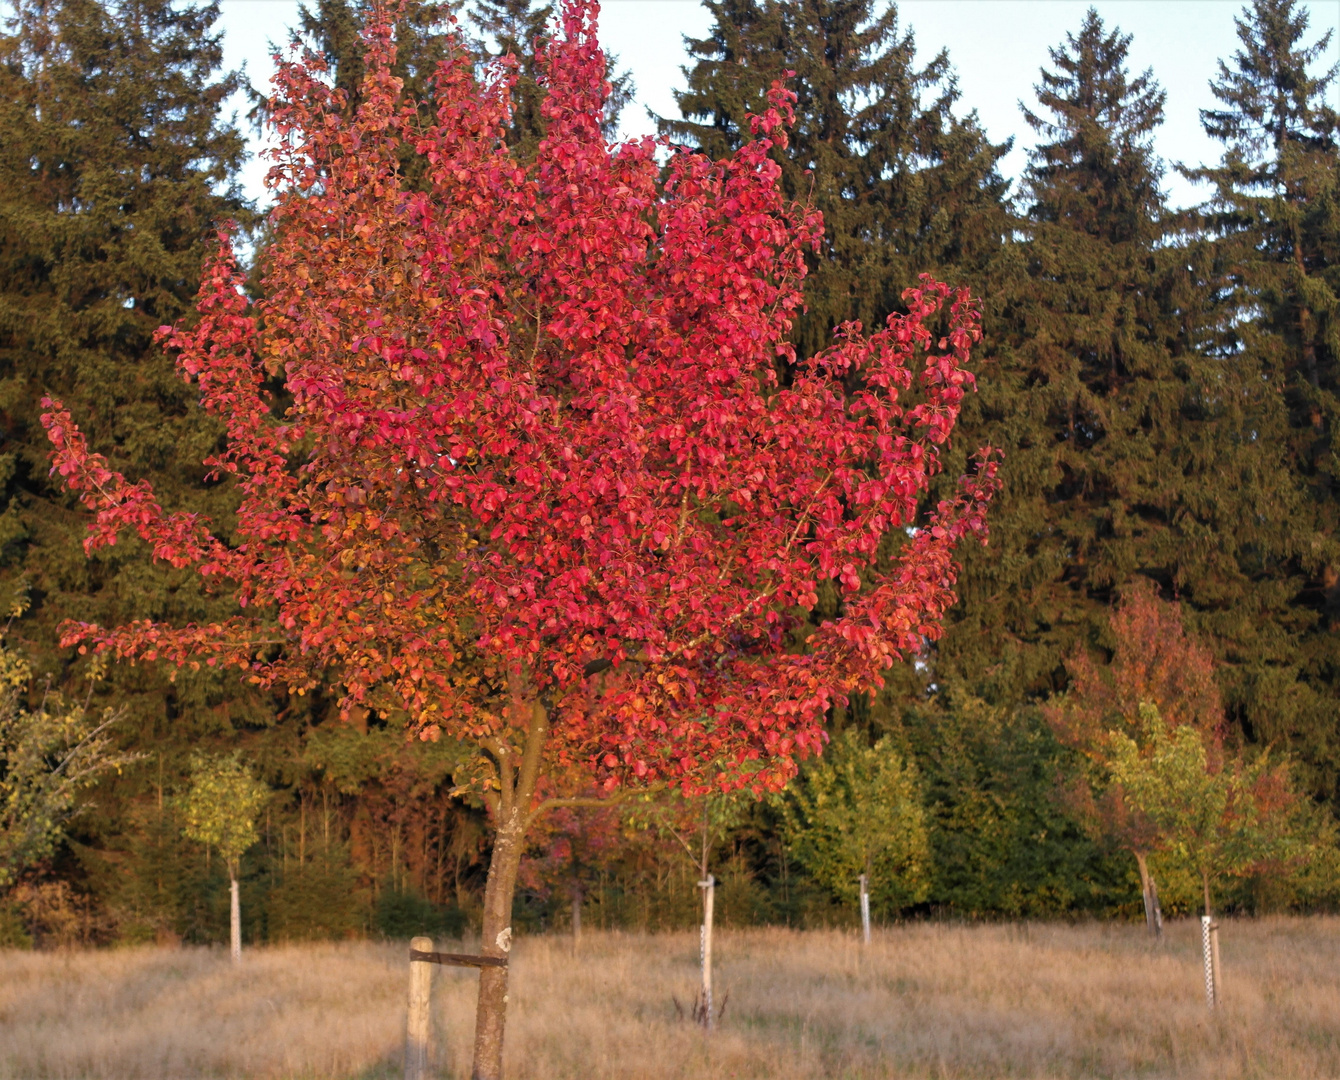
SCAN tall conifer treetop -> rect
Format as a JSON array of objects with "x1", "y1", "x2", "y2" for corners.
[
  {"x1": 1180, "y1": 0, "x2": 1339, "y2": 795},
  {"x1": 931, "y1": 6, "x2": 1305, "y2": 767},
  {"x1": 1021, "y1": 8, "x2": 1166, "y2": 244},
  {"x1": 1200, "y1": 0, "x2": 1337, "y2": 159},
  {"x1": 0, "y1": 0, "x2": 256, "y2": 747}
]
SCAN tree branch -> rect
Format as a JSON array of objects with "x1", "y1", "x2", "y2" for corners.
[{"x1": 525, "y1": 790, "x2": 628, "y2": 833}]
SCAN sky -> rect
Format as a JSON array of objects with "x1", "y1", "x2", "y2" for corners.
[{"x1": 216, "y1": 0, "x2": 1340, "y2": 209}]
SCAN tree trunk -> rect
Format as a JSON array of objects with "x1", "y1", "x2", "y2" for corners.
[
  {"x1": 1202, "y1": 869, "x2": 1213, "y2": 919},
  {"x1": 229, "y1": 870, "x2": 241, "y2": 964},
  {"x1": 1133, "y1": 851, "x2": 1163, "y2": 938},
  {"x1": 471, "y1": 801, "x2": 525, "y2": 1079},
  {"x1": 570, "y1": 884, "x2": 582, "y2": 952},
  {"x1": 470, "y1": 693, "x2": 549, "y2": 1080}
]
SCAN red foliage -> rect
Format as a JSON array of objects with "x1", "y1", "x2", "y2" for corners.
[
  {"x1": 1047, "y1": 578, "x2": 1225, "y2": 852},
  {"x1": 40, "y1": 0, "x2": 998, "y2": 798},
  {"x1": 1049, "y1": 577, "x2": 1223, "y2": 753}
]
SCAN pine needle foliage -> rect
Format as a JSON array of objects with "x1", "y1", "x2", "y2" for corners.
[
  {"x1": 0, "y1": 0, "x2": 266, "y2": 924},
  {"x1": 1180, "y1": 0, "x2": 1340, "y2": 794},
  {"x1": 932, "y1": 10, "x2": 1305, "y2": 762}
]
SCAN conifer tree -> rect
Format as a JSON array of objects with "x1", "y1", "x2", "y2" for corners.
[
  {"x1": 1188, "y1": 0, "x2": 1338, "y2": 425},
  {"x1": 1181, "y1": 0, "x2": 1340, "y2": 794},
  {"x1": 469, "y1": 0, "x2": 552, "y2": 155},
  {"x1": 930, "y1": 10, "x2": 1301, "y2": 750},
  {"x1": 662, "y1": 0, "x2": 1012, "y2": 360},
  {"x1": 0, "y1": 0, "x2": 259, "y2": 919}
]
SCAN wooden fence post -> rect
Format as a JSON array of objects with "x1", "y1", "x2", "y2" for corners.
[
  {"x1": 405, "y1": 935, "x2": 433, "y2": 1080},
  {"x1": 698, "y1": 874, "x2": 715, "y2": 1030},
  {"x1": 858, "y1": 874, "x2": 871, "y2": 946}
]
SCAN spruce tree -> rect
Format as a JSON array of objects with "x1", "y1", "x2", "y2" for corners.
[
  {"x1": 0, "y1": 0, "x2": 260, "y2": 926},
  {"x1": 1181, "y1": 0, "x2": 1340, "y2": 795},
  {"x1": 929, "y1": 11, "x2": 1305, "y2": 776},
  {"x1": 468, "y1": 0, "x2": 553, "y2": 156},
  {"x1": 661, "y1": 0, "x2": 1012, "y2": 360}
]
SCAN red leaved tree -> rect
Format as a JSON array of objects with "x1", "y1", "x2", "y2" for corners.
[
  {"x1": 1045, "y1": 578, "x2": 1224, "y2": 934},
  {"x1": 40, "y1": 1, "x2": 997, "y2": 1073}
]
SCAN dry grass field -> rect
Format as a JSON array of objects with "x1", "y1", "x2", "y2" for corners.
[{"x1": 1, "y1": 917, "x2": 1337, "y2": 1079}]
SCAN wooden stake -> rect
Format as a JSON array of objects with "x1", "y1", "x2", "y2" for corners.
[
  {"x1": 229, "y1": 873, "x2": 241, "y2": 964},
  {"x1": 698, "y1": 874, "x2": 715, "y2": 1029},
  {"x1": 1210, "y1": 920, "x2": 1222, "y2": 1005},
  {"x1": 1134, "y1": 852, "x2": 1163, "y2": 938},
  {"x1": 859, "y1": 874, "x2": 871, "y2": 946},
  {"x1": 405, "y1": 935, "x2": 433, "y2": 1080}
]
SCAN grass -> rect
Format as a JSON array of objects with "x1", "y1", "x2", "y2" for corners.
[{"x1": 2, "y1": 917, "x2": 1338, "y2": 1079}]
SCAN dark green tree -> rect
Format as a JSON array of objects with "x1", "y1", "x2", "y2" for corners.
[
  {"x1": 1180, "y1": 0, "x2": 1340, "y2": 796},
  {"x1": 661, "y1": 0, "x2": 1012, "y2": 360},
  {"x1": 929, "y1": 9, "x2": 1304, "y2": 761},
  {"x1": 0, "y1": 0, "x2": 263, "y2": 927},
  {"x1": 898, "y1": 692, "x2": 1126, "y2": 917}
]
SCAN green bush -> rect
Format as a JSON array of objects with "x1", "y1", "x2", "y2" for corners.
[
  {"x1": 374, "y1": 885, "x2": 465, "y2": 939},
  {"x1": 266, "y1": 853, "x2": 369, "y2": 941}
]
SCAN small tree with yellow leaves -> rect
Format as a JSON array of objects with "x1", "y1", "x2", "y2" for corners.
[
  {"x1": 1109, "y1": 704, "x2": 1318, "y2": 919},
  {"x1": 779, "y1": 728, "x2": 931, "y2": 925},
  {"x1": 181, "y1": 752, "x2": 267, "y2": 962}
]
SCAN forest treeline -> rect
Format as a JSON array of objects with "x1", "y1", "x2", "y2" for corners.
[{"x1": 0, "y1": 0, "x2": 1337, "y2": 947}]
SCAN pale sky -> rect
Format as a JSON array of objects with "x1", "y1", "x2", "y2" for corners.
[{"x1": 216, "y1": 0, "x2": 1339, "y2": 209}]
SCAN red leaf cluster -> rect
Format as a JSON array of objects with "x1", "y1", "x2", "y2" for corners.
[
  {"x1": 1046, "y1": 578, "x2": 1225, "y2": 851},
  {"x1": 41, "y1": 0, "x2": 998, "y2": 795},
  {"x1": 1048, "y1": 578, "x2": 1224, "y2": 753}
]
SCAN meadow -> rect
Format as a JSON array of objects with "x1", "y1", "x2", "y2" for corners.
[{"x1": 1, "y1": 917, "x2": 1337, "y2": 1080}]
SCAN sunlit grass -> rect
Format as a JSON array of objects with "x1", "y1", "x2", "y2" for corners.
[{"x1": 1, "y1": 917, "x2": 1337, "y2": 1078}]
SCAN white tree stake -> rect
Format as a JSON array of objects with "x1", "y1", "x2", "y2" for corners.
[
  {"x1": 698, "y1": 874, "x2": 715, "y2": 1029},
  {"x1": 229, "y1": 874, "x2": 241, "y2": 964},
  {"x1": 859, "y1": 873, "x2": 871, "y2": 946}
]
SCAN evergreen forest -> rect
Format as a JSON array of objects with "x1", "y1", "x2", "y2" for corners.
[{"x1": 1, "y1": 0, "x2": 1338, "y2": 948}]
